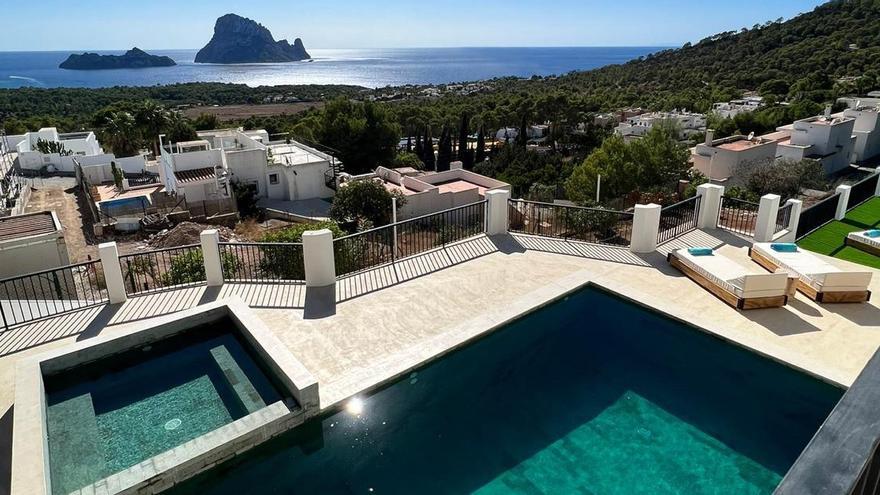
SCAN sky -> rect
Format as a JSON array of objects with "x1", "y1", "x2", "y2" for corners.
[{"x1": 0, "y1": 0, "x2": 828, "y2": 51}]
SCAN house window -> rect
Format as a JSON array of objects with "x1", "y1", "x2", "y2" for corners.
[{"x1": 269, "y1": 173, "x2": 279, "y2": 185}]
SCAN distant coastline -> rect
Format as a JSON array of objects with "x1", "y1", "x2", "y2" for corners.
[{"x1": 0, "y1": 47, "x2": 664, "y2": 90}]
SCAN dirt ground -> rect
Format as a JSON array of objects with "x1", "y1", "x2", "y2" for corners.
[
  {"x1": 23, "y1": 177, "x2": 99, "y2": 263},
  {"x1": 182, "y1": 102, "x2": 323, "y2": 122}
]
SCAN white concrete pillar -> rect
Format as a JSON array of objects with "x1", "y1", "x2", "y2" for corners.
[
  {"x1": 696, "y1": 183, "x2": 725, "y2": 229},
  {"x1": 98, "y1": 242, "x2": 127, "y2": 304},
  {"x1": 303, "y1": 229, "x2": 336, "y2": 287},
  {"x1": 835, "y1": 184, "x2": 851, "y2": 220},
  {"x1": 201, "y1": 229, "x2": 223, "y2": 287},
  {"x1": 630, "y1": 204, "x2": 662, "y2": 253},
  {"x1": 754, "y1": 194, "x2": 781, "y2": 243},
  {"x1": 777, "y1": 199, "x2": 803, "y2": 243},
  {"x1": 486, "y1": 189, "x2": 511, "y2": 235},
  {"x1": 874, "y1": 171, "x2": 880, "y2": 197}
]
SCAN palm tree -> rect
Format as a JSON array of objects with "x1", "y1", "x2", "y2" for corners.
[
  {"x1": 101, "y1": 111, "x2": 139, "y2": 158},
  {"x1": 134, "y1": 101, "x2": 170, "y2": 158}
]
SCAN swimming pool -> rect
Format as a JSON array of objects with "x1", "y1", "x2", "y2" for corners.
[
  {"x1": 171, "y1": 286, "x2": 842, "y2": 494},
  {"x1": 44, "y1": 323, "x2": 284, "y2": 495}
]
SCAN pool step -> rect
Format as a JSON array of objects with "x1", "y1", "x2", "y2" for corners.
[
  {"x1": 210, "y1": 345, "x2": 267, "y2": 414},
  {"x1": 46, "y1": 393, "x2": 107, "y2": 495}
]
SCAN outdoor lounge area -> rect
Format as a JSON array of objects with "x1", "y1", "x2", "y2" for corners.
[
  {"x1": 0, "y1": 177, "x2": 879, "y2": 494},
  {"x1": 799, "y1": 197, "x2": 880, "y2": 269}
]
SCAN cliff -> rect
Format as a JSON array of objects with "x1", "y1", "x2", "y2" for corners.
[
  {"x1": 59, "y1": 48, "x2": 176, "y2": 70},
  {"x1": 195, "y1": 14, "x2": 311, "y2": 64}
]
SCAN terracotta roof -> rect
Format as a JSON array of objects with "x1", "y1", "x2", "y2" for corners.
[
  {"x1": 0, "y1": 212, "x2": 58, "y2": 242},
  {"x1": 175, "y1": 167, "x2": 216, "y2": 184}
]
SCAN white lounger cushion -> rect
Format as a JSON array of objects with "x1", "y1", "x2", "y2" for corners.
[
  {"x1": 848, "y1": 231, "x2": 880, "y2": 250},
  {"x1": 675, "y1": 249, "x2": 788, "y2": 298},
  {"x1": 753, "y1": 243, "x2": 873, "y2": 292}
]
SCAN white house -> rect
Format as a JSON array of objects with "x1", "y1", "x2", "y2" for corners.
[
  {"x1": 691, "y1": 131, "x2": 780, "y2": 182},
  {"x1": 711, "y1": 96, "x2": 764, "y2": 119},
  {"x1": 614, "y1": 111, "x2": 707, "y2": 142},
  {"x1": 774, "y1": 112, "x2": 856, "y2": 175},
  {"x1": 348, "y1": 164, "x2": 510, "y2": 220},
  {"x1": 12, "y1": 128, "x2": 109, "y2": 172},
  {"x1": 841, "y1": 105, "x2": 880, "y2": 164},
  {"x1": 158, "y1": 139, "x2": 231, "y2": 204},
  {"x1": 0, "y1": 211, "x2": 70, "y2": 279}
]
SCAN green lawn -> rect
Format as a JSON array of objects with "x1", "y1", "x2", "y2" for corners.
[{"x1": 798, "y1": 197, "x2": 880, "y2": 270}]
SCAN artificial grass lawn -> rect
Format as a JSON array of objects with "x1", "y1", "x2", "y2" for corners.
[{"x1": 798, "y1": 197, "x2": 880, "y2": 270}]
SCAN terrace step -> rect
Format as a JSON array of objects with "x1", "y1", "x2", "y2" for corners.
[
  {"x1": 46, "y1": 393, "x2": 107, "y2": 495},
  {"x1": 210, "y1": 345, "x2": 266, "y2": 414}
]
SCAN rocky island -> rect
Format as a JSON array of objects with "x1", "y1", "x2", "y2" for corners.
[
  {"x1": 59, "y1": 48, "x2": 176, "y2": 70},
  {"x1": 195, "y1": 14, "x2": 311, "y2": 64}
]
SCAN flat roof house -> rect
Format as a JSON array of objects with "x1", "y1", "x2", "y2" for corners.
[
  {"x1": 0, "y1": 211, "x2": 69, "y2": 279},
  {"x1": 614, "y1": 111, "x2": 707, "y2": 142},
  {"x1": 350, "y1": 164, "x2": 510, "y2": 219},
  {"x1": 691, "y1": 131, "x2": 779, "y2": 182},
  {"x1": 841, "y1": 105, "x2": 880, "y2": 164},
  {"x1": 10, "y1": 127, "x2": 114, "y2": 173},
  {"x1": 775, "y1": 112, "x2": 856, "y2": 175}
]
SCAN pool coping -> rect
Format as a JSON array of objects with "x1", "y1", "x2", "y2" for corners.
[
  {"x1": 320, "y1": 266, "x2": 848, "y2": 417},
  {"x1": 10, "y1": 297, "x2": 319, "y2": 495}
]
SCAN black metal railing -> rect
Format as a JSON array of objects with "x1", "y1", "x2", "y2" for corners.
[
  {"x1": 507, "y1": 200, "x2": 634, "y2": 246},
  {"x1": 796, "y1": 193, "x2": 840, "y2": 239},
  {"x1": 775, "y1": 202, "x2": 794, "y2": 235},
  {"x1": 334, "y1": 225, "x2": 395, "y2": 277},
  {"x1": 849, "y1": 174, "x2": 879, "y2": 210},
  {"x1": 718, "y1": 196, "x2": 760, "y2": 236},
  {"x1": 658, "y1": 196, "x2": 702, "y2": 244},
  {"x1": 395, "y1": 201, "x2": 486, "y2": 258},
  {"x1": 119, "y1": 244, "x2": 206, "y2": 296},
  {"x1": 219, "y1": 242, "x2": 304, "y2": 283},
  {"x1": 0, "y1": 261, "x2": 108, "y2": 330}
]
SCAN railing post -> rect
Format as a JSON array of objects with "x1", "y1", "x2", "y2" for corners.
[
  {"x1": 875, "y1": 172, "x2": 880, "y2": 197},
  {"x1": 754, "y1": 194, "x2": 781, "y2": 242},
  {"x1": 630, "y1": 204, "x2": 662, "y2": 253},
  {"x1": 777, "y1": 199, "x2": 803, "y2": 243},
  {"x1": 99, "y1": 242, "x2": 127, "y2": 304},
  {"x1": 696, "y1": 183, "x2": 724, "y2": 229},
  {"x1": 835, "y1": 184, "x2": 852, "y2": 220},
  {"x1": 201, "y1": 229, "x2": 223, "y2": 287},
  {"x1": 303, "y1": 229, "x2": 336, "y2": 287},
  {"x1": 392, "y1": 197, "x2": 399, "y2": 258},
  {"x1": 485, "y1": 189, "x2": 510, "y2": 235}
]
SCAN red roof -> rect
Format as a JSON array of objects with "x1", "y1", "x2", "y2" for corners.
[{"x1": 175, "y1": 167, "x2": 216, "y2": 184}]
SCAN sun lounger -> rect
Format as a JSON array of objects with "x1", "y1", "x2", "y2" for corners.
[
  {"x1": 749, "y1": 243, "x2": 873, "y2": 303},
  {"x1": 845, "y1": 231, "x2": 880, "y2": 257},
  {"x1": 668, "y1": 248, "x2": 789, "y2": 310}
]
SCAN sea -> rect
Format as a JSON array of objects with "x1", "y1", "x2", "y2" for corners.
[{"x1": 0, "y1": 47, "x2": 662, "y2": 89}]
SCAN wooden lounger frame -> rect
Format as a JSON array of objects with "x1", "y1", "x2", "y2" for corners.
[
  {"x1": 748, "y1": 247, "x2": 872, "y2": 304},
  {"x1": 845, "y1": 235, "x2": 880, "y2": 258},
  {"x1": 667, "y1": 252, "x2": 788, "y2": 310}
]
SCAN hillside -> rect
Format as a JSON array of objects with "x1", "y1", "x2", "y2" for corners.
[{"x1": 547, "y1": 0, "x2": 880, "y2": 110}]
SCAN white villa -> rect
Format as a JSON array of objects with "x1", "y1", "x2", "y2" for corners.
[
  {"x1": 691, "y1": 130, "x2": 782, "y2": 182},
  {"x1": 347, "y1": 164, "x2": 510, "y2": 220},
  {"x1": 614, "y1": 111, "x2": 707, "y2": 142},
  {"x1": 711, "y1": 96, "x2": 764, "y2": 119},
  {"x1": 775, "y1": 112, "x2": 856, "y2": 175},
  {"x1": 7, "y1": 128, "x2": 109, "y2": 172},
  {"x1": 158, "y1": 128, "x2": 339, "y2": 216},
  {"x1": 841, "y1": 104, "x2": 880, "y2": 164}
]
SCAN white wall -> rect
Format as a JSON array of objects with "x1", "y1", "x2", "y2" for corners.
[{"x1": 17, "y1": 152, "x2": 116, "y2": 172}]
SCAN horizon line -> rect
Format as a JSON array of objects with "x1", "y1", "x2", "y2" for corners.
[{"x1": 0, "y1": 45, "x2": 676, "y2": 54}]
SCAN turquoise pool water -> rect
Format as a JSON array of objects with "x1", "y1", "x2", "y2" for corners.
[
  {"x1": 44, "y1": 323, "x2": 283, "y2": 495},
  {"x1": 172, "y1": 287, "x2": 843, "y2": 494}
]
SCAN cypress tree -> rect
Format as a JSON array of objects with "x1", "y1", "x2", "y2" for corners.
[
  {"x1": 423, "y1": 125, "x2": 435, "y2": 171},
  {"x1": 406, "y1": 134, "x2": 412, "y2": 153},
  {"x1": 475, "y1": 125, "x2": 486, "y2": 164},
  {"x1": 458, "y1": 113, "x2": 474, "y2": 169},
  {"x1": 516, "y1": 116, "x2": 528, "y2": 148},
  {"x1": 437, "y1": 127, "x2": 452, "y2": 172}
]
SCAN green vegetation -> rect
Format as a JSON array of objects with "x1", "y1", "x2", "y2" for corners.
[
  {"x1": 330, "y1": 180, "x2": 406, "y2": 227},
  {"x1": 258, "y1": 221, "x2": 344, "y2": 280},
  {"x1": 736, "y1": 158, "x2": 828, "y2": 200},
  {"x1": 798, "y1": 198, "x2": 880, "y2": 269},
  {"x1": 565, "y1": 123, "x2": 691, "y2": 205},
  {"x1": 260, "y1": 221, "x2": 345, "y2": 243}
]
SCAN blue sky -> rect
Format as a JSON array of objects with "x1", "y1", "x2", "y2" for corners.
[{"x1": 2, "y1": 0, "x2": 828, "y2": 51}]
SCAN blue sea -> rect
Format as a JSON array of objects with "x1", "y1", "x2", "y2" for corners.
[{"x1": 0, "y1": 47, "x2": 661, "y2": 89}]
